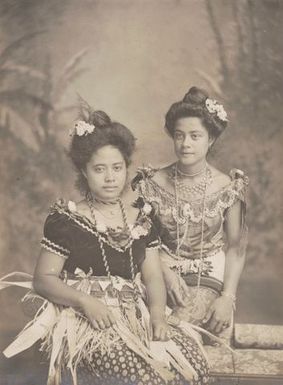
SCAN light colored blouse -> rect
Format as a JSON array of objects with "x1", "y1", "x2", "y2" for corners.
[{"x1": 133, "y1": 166, "x2": 248, "y2": 285}]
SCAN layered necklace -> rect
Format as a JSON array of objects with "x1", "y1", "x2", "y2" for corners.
[
  {"x1": 173, "y1": 163, "x2": 212, "y2": 200},
  {"x1": 174, "y1": 163, "x2": 209, "y2": 298},
  {"x1": 86, "y1": 195, "x2": 140, "y2": 303},
  {"x1": 88, "y1": 195, "x2": 130, "y2": 245}
]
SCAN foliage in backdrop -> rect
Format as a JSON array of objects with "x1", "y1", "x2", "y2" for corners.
[{"x1": 0, "y1": 0, "x2": 282, "y2": 322}]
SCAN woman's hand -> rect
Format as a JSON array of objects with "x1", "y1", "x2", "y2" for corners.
[
  {"x1": 151, "y1": 318, "x2": 170, "y2": 341},
  {"x1": 202, "y1": 296, "x2": 234, "y2": 334},
  {"x1": 162, "y1": 264, "x2": 189, "y2": 307},
  {"x1": 79, "y1": 294, "x2": 116, "y2": 330}
]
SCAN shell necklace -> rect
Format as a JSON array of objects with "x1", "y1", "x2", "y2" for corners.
[
  {"x1": 86, "y1": 195, "x2": 140, "y2": 303},
  {"x1": 174, "y1": 163, "x2": 212, "y2": 199},
  {"x1": 174, "y1": 164, "x2": 208, "y2": 300},
  {"x1": 176, "y1": 162, "x2": 207, "y2": 177}
]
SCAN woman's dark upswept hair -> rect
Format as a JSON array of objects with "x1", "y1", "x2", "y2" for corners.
[
  {"x1": 69, "y1": 99, "x2": 136, "y2": 195},
  {"x1": 165, "y1": 86, "x2": 227, "y2": 139}
]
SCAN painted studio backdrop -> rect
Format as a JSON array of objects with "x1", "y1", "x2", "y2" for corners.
[{"x1": 0, "y1": 0, "x2": 282, "y2": 374}]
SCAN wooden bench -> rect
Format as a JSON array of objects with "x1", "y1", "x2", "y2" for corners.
[{"x1": 207, "y1": 323, "x2": 283, "y2": 384}]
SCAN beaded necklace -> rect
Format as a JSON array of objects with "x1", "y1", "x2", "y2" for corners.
[
  {"x1": 174, "y1": 164, "x2": 208, "y2": 301},
  {"x1": 174, "y1": 164, "x2": 212, "y2": 199},
  {"x1": 176, "y1": 163, "x2": 207, "y2": 177},
  {"x1": 87, "y1": 196, "x2": 140, "y2": 303}
]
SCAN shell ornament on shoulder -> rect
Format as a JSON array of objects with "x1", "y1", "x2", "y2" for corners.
[
  {"x1": 229, "y1": 168, "x2": 249, "y2": 185},
  {"x1": 131, "y1": 165, "x2": 157, "y2": 190}
]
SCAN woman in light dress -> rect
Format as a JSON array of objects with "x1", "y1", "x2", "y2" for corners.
[{"x1": 133, "y1": 86, "x2": 248, "y2": 340}]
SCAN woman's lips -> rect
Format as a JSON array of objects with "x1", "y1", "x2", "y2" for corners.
[{"x1": 103, "y1": 186, "x2": 118, "y2": 190}]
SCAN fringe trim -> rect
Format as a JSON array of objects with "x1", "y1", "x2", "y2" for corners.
[{"x1": 0, "y1": 272, "x2": 231, "y2": 384}]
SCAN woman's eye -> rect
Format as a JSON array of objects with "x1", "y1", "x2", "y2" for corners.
[
  {"x1": 94, "y1": 167, "x2": 104, "y2": 173},
  {"x1": 174, "y1": 133, "x2": 184, "y2": 140},
  {"x1": 191, "y1": 134, "x2": 200, "y2": 140},
  {"x1": 113, "y1": 165, "x2": 122, "y2": 172}
]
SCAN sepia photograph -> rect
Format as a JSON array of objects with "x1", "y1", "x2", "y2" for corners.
[{"x1": 0, "y1": 1, "x2": 282, "y2": 384}]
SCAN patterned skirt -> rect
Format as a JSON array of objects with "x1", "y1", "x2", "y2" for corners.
[
  {"x1": 1, "y1": 272, "x2": 210, "y2": 385},
  {"x1": 170, "y1": 275, "x2": 233, "y2": 343},
  {"x1": 61, "y1": 331, "x2": 209, "y2": 385}
]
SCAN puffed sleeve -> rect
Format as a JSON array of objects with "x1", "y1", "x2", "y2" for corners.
[
  {"x1": 40, "y1": 211, "x2": 71, "y2": 260},
  {"x1": 224, "y1": 169, "x2": 249, "y2": 256},
  {"x1": 226, "y1": 169, "x2": 249, "y2": 217},
  {"x1": 219, "y1": 169, "x2": 249, "y2": 214},
  {"x1": 229, "y1": 169, "x2": 249, "y2": 201}
]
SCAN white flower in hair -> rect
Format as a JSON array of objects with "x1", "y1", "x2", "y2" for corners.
[
  {"x1": 142, "y1": 203, "x2": 152, "y2": 215},
  {"x1": 205, "y1": 98, "x2": 228, "y2": 122},
  {"x1": 70, "y1": 120, "x2": 95, "y2": 136}
]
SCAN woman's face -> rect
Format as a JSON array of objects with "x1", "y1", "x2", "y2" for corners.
[
  {"x1": 173, "y1": 117, "x2": 212, "y2": 166},
  {"x1": 83, "y1": 145, "x2": 127, "y2": 202}
]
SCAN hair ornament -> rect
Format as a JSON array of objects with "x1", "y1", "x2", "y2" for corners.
[
  {"x1": 70, "y1": 120, "x2": 95, "y2": 137},
  {"x1": 205, "y1": 98, "x2": 228, "y2": 122}
]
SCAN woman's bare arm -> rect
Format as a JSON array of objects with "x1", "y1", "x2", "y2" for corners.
[
  {"x1": 141, "y1": 248, "x2": 170, "y2": 340},
  {"x1": 33, "y1": 249, "x2": 86, "y2": 307},
  {"x1": 204, "y1": 199, "x2": 246, "y2": 333},
  {"x1": 33, "y1": 249, "x2": 116, "y2": 329},
  {"x1": 222, "y1": 199, "x2": 246, "y2": 295}
]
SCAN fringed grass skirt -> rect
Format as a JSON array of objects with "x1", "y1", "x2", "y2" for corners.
[{"x1": 1, "y1": 271, "x2": 210, "y2": 385}]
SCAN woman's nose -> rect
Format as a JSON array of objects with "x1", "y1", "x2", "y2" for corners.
[
  {"x1": 105, "y1": 170, "x2": 115, "y2": 182},
  {"x1": 182, "y1": 135, "x2": 192, "y2": 147}
]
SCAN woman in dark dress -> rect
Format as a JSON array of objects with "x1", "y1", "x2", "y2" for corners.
[{"x1": 2, "y1": 105, "x2": 209, "y2": 385}]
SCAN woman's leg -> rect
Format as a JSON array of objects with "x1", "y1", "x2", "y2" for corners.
[
  {"x1": 84, "y1": 342, "x2": 165, "y2": 385},
  {"x1": 171, "y1": 330, "x2": 210, "y2": 385},
  {"x1": 62, "y1": 338, "x2": 209, "y2": 385},
  {"x1": 171, "y1": 285, "x2": 233, "y2": 344}
]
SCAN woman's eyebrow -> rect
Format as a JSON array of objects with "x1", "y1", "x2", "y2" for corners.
[
  {"x1": 175, "y1": 129, "x2": 203, "y2": 134},
  {"x1": 92, "y1": 162, "x2": 123, "y2": 166},
  {"x1": 175, "y1": 129, "x2": 184, "y2": 133}
]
